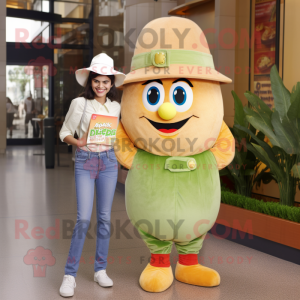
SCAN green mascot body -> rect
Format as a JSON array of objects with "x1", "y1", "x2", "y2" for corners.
[{"x1": 126, "y1": 149, "x2": 220, "y2": 253}]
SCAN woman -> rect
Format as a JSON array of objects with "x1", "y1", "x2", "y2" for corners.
[
  {"x1": 24, "y1": 93, "x2": 35, "y2": 136},
  {"x1": 59, "y1": 53, "x2": 125, "y2": 297},
  {"x1": 6, "y1": 97, "x2": 17, "y2": 138}
]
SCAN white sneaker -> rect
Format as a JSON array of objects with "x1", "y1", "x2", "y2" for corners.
[
  {"x1": 59, "y1": 275, "x2": 76, "y2": 297},
  {"x1": 94, "y1": 270, "x2": 113, "y2": 287}
]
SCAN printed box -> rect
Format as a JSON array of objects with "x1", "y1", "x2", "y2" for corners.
[{"x1": 87, "y1": 114, "x2": 118, "y2": 145}]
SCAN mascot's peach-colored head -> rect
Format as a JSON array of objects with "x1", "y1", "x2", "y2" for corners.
[{"x1": 120, "y1": 17, "x2": 231, "y2": 157}]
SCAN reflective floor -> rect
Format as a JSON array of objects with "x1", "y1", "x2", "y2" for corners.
[
  {"x1": 6, "y1": 114, "x2": 42, "y2": 139},
  {"x1": 1, "y1": 146, "x2": 299, "y2": 300}
]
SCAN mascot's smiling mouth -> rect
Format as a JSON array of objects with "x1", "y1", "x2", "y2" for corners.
[{"x1": 142, "y1": 116, "x2": 195, "y2": 133}]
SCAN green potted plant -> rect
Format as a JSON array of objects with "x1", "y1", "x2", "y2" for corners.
[
  {"x1": 220, "y1": 91, "x2": 272, "y2": 197},
  {"x1": 214, "y1": 66, "x2": 300, "y2": 260},
  {"x1": 235, "y1": 65, "x2": 300, "y2": 206}
]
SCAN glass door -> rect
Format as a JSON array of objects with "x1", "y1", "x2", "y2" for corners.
[{"x1": 6, "y1": 64, "x2": 49, "y2": 140}]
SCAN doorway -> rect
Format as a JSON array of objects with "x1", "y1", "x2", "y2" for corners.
[{"x1": 6, "y1": 64, "x2": 49, "y2": 142}]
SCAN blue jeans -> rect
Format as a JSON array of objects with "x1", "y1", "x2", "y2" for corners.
[{"x1": 65, "y1": 148, "x2": 118, "y2": 277}]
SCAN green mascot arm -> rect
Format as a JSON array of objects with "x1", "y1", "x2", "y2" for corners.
[
  {"x1": 114, "y1": 121, "x2": 137, "y2": 169},
  {"x1": 209, "y1": 121, "x2": 235, "y2": 170}
]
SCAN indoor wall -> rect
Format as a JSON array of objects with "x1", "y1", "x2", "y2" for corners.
[
  {"x1": 234, "y1": 0, "x2": 251, "y2": 106},
  {"x1": 179, "y1": 0, "x2": 237, "y2": 127},
  {"x1": 283, "y1": 0, "x2": 299, "y2": 91},
  {"x1": 124, "y1": 0, "x2": 177, "y2": 73}
]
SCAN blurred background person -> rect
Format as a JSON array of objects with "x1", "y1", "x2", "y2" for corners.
[
  {"x1": 34, "y1": 97, "x2": 43, "y2": 138},
  {"x1": 6, "y1": 97, "x2": 17, "y2": 138},
  {"x1": 18, "y1": 100, "x2": 25, "y2": 119},
  {"x1": 35, "y1": 97, "x2": 43, "y2": 115},
  {"x1": 24, "y1": 92, "x2": 36, "y2": 137}
]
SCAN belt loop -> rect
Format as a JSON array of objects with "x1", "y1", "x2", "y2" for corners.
[
  {"x1": 88, "y1": 152, "x2": 90, "y2": 160},
  {"x1": 98, "y1": 152, "x2": 101, "y2": 158},
  {"x1": 106, "y1": 150, "x2": 109, "y2": 159}
]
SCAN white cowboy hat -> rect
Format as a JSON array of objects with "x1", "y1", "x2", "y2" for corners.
[{"x1": 75, "y1": 53, "x2": 125, "y2": 87}]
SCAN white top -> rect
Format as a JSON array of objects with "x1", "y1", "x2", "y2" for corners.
[
  {"x1": 59, "y1": 97, "x2": 121, "y2": 152},
  {"x1": 25, "y1": 98, "x2": 33, "y2": 113},
  {"x1": 6, "y1": 103, "x2": 17, "y2": 113},
  {"x1": 35, "y1": 98, "x2": 42, "y2": 113}
]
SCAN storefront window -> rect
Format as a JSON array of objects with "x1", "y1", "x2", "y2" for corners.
[
  {"x1": 5, "y1": 0, "x2": 125, "y2": 140},
  {"x1": 6, "y1": 65, "x2": 49, "y2": 139}
]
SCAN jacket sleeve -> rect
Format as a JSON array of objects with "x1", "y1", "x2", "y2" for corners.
[
  {"x1": 114, "y1": 121, "x2": 137, "y2": 169},
  {"x1": 209, "y1": 121, "x2": 235, "y2": 170}
]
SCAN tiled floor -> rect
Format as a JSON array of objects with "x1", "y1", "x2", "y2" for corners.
[{"x1": 1, "y1": 146, "x2": 299, "y2": 300}]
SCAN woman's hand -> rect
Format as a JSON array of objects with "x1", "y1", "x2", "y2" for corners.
[
  {"x1": 63, "y1": 131, "x2": 88, "y2": 148},
  {"x1": 77, "y1": 131, "x2": 88, "y2": 147}
]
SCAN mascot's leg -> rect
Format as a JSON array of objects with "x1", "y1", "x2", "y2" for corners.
[
  {"x1": 174, "y1": 234, "x2": 220, "y2": 287},
  {"x1": 137, "y1": 228, "x2": 174, "y2": 293}
]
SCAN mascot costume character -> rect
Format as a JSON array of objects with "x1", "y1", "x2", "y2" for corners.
[{"x1": 114, "y1": 17, "x2": 235, "y2": 292}]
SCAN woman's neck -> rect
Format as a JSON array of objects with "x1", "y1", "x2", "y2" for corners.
[{"x1": 94, "y1": 96, "x2": 107, "y2": 105}]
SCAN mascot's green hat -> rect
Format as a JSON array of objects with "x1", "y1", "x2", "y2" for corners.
[{"x1": 122, "y1": 16, "x2": 232, "y2": 86}]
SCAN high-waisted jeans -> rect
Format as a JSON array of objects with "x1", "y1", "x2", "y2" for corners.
[{"x1": 65, "y1": 148, "x2": 118, "y2": 277}]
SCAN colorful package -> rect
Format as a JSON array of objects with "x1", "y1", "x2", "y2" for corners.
[{"x1": 87, "y1": 114, "x2": 118, "y2": 145}]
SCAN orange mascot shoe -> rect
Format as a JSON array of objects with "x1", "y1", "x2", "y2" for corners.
[
  {"x1": 175, "y1": 254, "x2": 220, "y2": 287},
  {"x1": 139, "y1": 254, "x2": 174, "y2": 293}
]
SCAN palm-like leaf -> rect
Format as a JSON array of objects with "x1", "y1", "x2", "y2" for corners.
[
  {"x1": 235, "y1": 124, "x2": 277, "y2": 162},
  {"x1": 244, "y1": 91, "x2": 273, "y2": 125},
  {"x1": 243, "y1": 98, "x2": 280, "y2": 147},
  {"x1": 270, "y1": 65, "x2": 291, "y2": 119},
  {"x1": 287, "y1": 82, "x2": 300, "y2": 129},
  {"x1": 292, "y1": 164, "x2": 300, "y2": 179},
  {"x1": 249, "y1": 143, "x2": 285, "y2": 182},
  {"x1": 271, "y1": 110, "x2": 299, "y2": 154},
  {"x1": 222, "y1": 92, "x2": 270, "y2": 198},
  {"x1": 232, "y1": 91, "x2": 247, "y2": 138}
]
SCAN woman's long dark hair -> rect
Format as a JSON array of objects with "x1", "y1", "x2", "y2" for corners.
[
  {"x1": 79, "y1": 71, "x2": 119, "y2": 102},
  {"x1": 6, "y1": 97, "x2": 13, "y2": 104}
]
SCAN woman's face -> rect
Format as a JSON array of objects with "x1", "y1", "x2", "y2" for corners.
[{"x1": 91, "y1": 75, "x2": 113, "y2": 98}]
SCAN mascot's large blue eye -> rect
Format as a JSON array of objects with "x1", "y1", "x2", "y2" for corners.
[
  {"x1": 169, "y1": 81, "x2": 193, "y2": 112},
  {"x1": 142, "y1": 82, "x2": 165, "y2": 112},
  {"x1": 172, "y1": 87, "x2": 186, "y2": 105},
  {"x1": 147, "y1": 87, "x2": 160, "y2": 105}
]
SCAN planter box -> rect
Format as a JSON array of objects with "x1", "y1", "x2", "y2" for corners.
[
  {"x1": 211, "y1": 203, "x2": 300, "y2": 265},
  {"x1": 215, "y1": 203, "x2": 300, "y2": 250}
]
